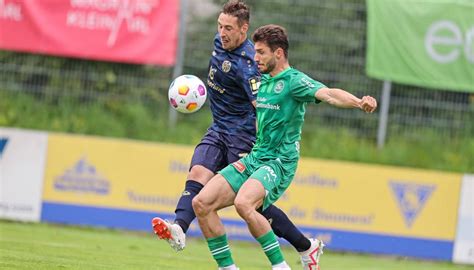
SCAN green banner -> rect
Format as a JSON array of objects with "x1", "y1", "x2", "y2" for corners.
[{"x1": 366, "y1": 0, "x2": 474, "y2": 92}]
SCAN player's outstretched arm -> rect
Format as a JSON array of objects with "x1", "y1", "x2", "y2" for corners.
[{"x1": 315, "y1": 87, "x2": 377, "y2": 113}]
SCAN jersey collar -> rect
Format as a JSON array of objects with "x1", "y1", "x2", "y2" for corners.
[{"x1": 263, "y1": 67, "x2": 292, "y2": 81}]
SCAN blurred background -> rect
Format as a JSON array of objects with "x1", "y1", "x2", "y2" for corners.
[
  {"x1": 0, "y1": 0, "x2": 473, "y2": 268},
  {"x1": 0, "y1": 0, "x2": 472, "y2": 172}
]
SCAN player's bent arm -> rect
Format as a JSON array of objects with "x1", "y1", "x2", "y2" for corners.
[
  {"x1": 315, "y1": 87, "x2": 360, "y2": 108},
  {"x1": 315, "y1": 87, "x2": 377, "y2": 113}
]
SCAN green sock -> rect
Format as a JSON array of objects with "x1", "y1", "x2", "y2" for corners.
[
  {"x1": 207, "y1": 234, "x2": 234, "y2": 267},
  {"x1": 257, "y1": 231, "x2": 285, "y2": 265}
]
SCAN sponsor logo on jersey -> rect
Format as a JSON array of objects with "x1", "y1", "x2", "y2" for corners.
[
  {"x1": 389, "y1": 181, "x2": 436, "y2": 227},
  {"x1": 208, "y1": 66, "x2": 217, "y2": 80},
  {"x1": 274, "y1": 80, "x2": 285, "y2": 93},
  {"x1": 0, "y1": 137, "x2": 8, "y2": 158},
  {"x1": 54, "y1": 157, "x2": 110, "y2": 195},
  {"x1": 207, "y1": 79, "x2": 226, "y2": 94},
  {"x1": 207, "y1": 65, "x2": 225, "y2": 94},
  {"x1": 262, "y1": 165, "x2": 278, "y2": 184},
  {"x1": 301, "y1": 76, "x2": 315, "y2": 88},
  {"x1": 222, "y1": 60, "x2": 232, "y2": 73},
  {"x1": 256, "y1": 103, "x2": 280, "y2": 110},
  {"x1": 248, "y1": 77, "x2": 260, "y2": 94},
  {"x1": 232, "y1": 160, "x2": 246, "y2": 173},
  {"x1": 238, "y1": 152, "x2": 248, "y2": 158}
]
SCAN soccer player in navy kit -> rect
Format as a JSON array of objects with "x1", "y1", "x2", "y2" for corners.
[{"x1": 152, "y1": 2, "x2": 322, "y2": 269}]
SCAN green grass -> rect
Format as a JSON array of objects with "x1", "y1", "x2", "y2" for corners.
[{"x1": 0, "y1": 221, "x2": 472, "y2": 270}]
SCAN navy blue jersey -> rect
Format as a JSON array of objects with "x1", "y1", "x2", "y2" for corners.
[{"x1": 206, "y1": 33, "x2": 260, "y2": 138}]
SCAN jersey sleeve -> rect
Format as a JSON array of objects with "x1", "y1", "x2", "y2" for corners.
[
  {"x1": 236, "y1": 60, "x2": 260, "y2": 102},
  {"x1": 291, "y1": 74, "x2": 326, "y2": 103}
]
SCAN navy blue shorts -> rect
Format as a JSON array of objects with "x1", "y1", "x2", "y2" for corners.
[{"x1": 190, "y1": 129, "x2": 255, "y2": 173}]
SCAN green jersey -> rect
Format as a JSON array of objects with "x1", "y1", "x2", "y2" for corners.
[
  {"x1": 253, "y1": 67, "x2": 326, "y2": 161},
  {"x1": 220, "y1": 67, "x2": 326, "y2": 209}
]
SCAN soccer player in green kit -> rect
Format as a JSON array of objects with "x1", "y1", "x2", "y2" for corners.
[{"x1": 193, "y1": 24, "x2": 377, "y2": 270}]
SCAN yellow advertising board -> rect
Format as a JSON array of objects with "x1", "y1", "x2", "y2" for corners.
[
  {"x1": 277, "y1": 159, "x2": 461, "y2": 240},
  {"x1": 43, "y1": 133, "x2": 194, "y2": 213},
  {"x1": 41, "y1": 133, "x2": 462, "y2": 260}
]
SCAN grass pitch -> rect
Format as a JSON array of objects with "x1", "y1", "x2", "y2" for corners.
[{"x1": 0, "y1": 221, "x2": 472, "y2": 270}]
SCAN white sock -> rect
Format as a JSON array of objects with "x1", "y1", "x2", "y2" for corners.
[{"x1": 218, "y1": 264, "x2": 238, "y2": 270}]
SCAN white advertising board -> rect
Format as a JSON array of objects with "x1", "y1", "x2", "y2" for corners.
[
  {"x1": 0, "y1": 128, "x2": 48, "y2": 221},
  {"x1": 453, "y1": 174, "x2": 474, "y2": 264}
]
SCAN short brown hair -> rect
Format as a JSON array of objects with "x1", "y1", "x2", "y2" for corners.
[
  {"x1": 221, "y1": 0, "x2": 250, "y2": 26},
  {"x1": 252, "y1": 24, "x2": 289, "y2": 58}
]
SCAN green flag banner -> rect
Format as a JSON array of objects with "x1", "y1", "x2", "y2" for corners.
[{"x1": 366, "y1": 0, "x2": 473, "y2": 92}]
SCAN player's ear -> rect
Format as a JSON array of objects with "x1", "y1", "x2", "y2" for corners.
[
  {"x1": 241, "y1": 22, "x2": 249, "y2": 34},
  {"x1": 275, "y1": 48, "x2": 284, "y2": 59}
]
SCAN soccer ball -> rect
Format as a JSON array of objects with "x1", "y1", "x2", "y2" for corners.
[{"x1": 168, "y1": 75, "x2": 207, "y2": 113}]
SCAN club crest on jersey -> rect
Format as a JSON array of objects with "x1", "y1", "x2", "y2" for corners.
[
  {"x1": 222, "y1": 60, "x2": 232, "y2": 73},
  {"x1": 232, "y1": 161, "x2": 246, "y2": 173},
  {"x1": 274, "y1": 80, "x2": 285, "y2": 93}
]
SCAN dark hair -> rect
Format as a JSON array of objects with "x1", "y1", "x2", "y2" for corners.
[
  {"x1": 221, "y1": 0, "x2": 250, "y2": 26},
  {"x1": 252, "y1": 24, "x2": 289, "y2": 58}
]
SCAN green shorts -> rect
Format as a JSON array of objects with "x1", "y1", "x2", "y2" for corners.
[{"x1": 219, "y1": 153, "x2": 298, "y2": 210}]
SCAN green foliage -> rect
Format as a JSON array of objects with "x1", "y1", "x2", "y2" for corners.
[
  {"x1": 301, "y1": 127, "x2": 473, "y2": 173},
  {"x1": 0, "y1": 92, "x2": 210, "y2": 146},
  {"x1": 0, "y1": 91, "x2": 471, "y2": 173},
  {"x1": 1, "y1": 221, "x2": 472, "y2": 270}
]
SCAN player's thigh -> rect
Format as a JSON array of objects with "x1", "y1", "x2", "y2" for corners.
[
  {"x1": 196, "y1": 174, "x2": 236, "y2": 210},
  {"x1": 219, "y1": 156, "x2": 255, "y2": 194},
  {"x1": 234, "y1": 179, "x2": 266, "y2": 210},
  {"x1": 250, "y1": 161, "x2": 292, "y2": 210},
  {"x1": 187, "y1": 165, "x2": 215, "y2": 186}
]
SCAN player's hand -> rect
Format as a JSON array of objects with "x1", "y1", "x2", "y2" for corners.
[{"x1": 360, "y1": 96, "x2": 377, "y2": 113}]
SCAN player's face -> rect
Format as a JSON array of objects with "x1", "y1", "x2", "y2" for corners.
[
  {"x1": 217, "y1": 13, "x2": 247, "y2": 51},
  {"x1": 254, "y1": 41, "x2": 277, "y2": 74}
]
